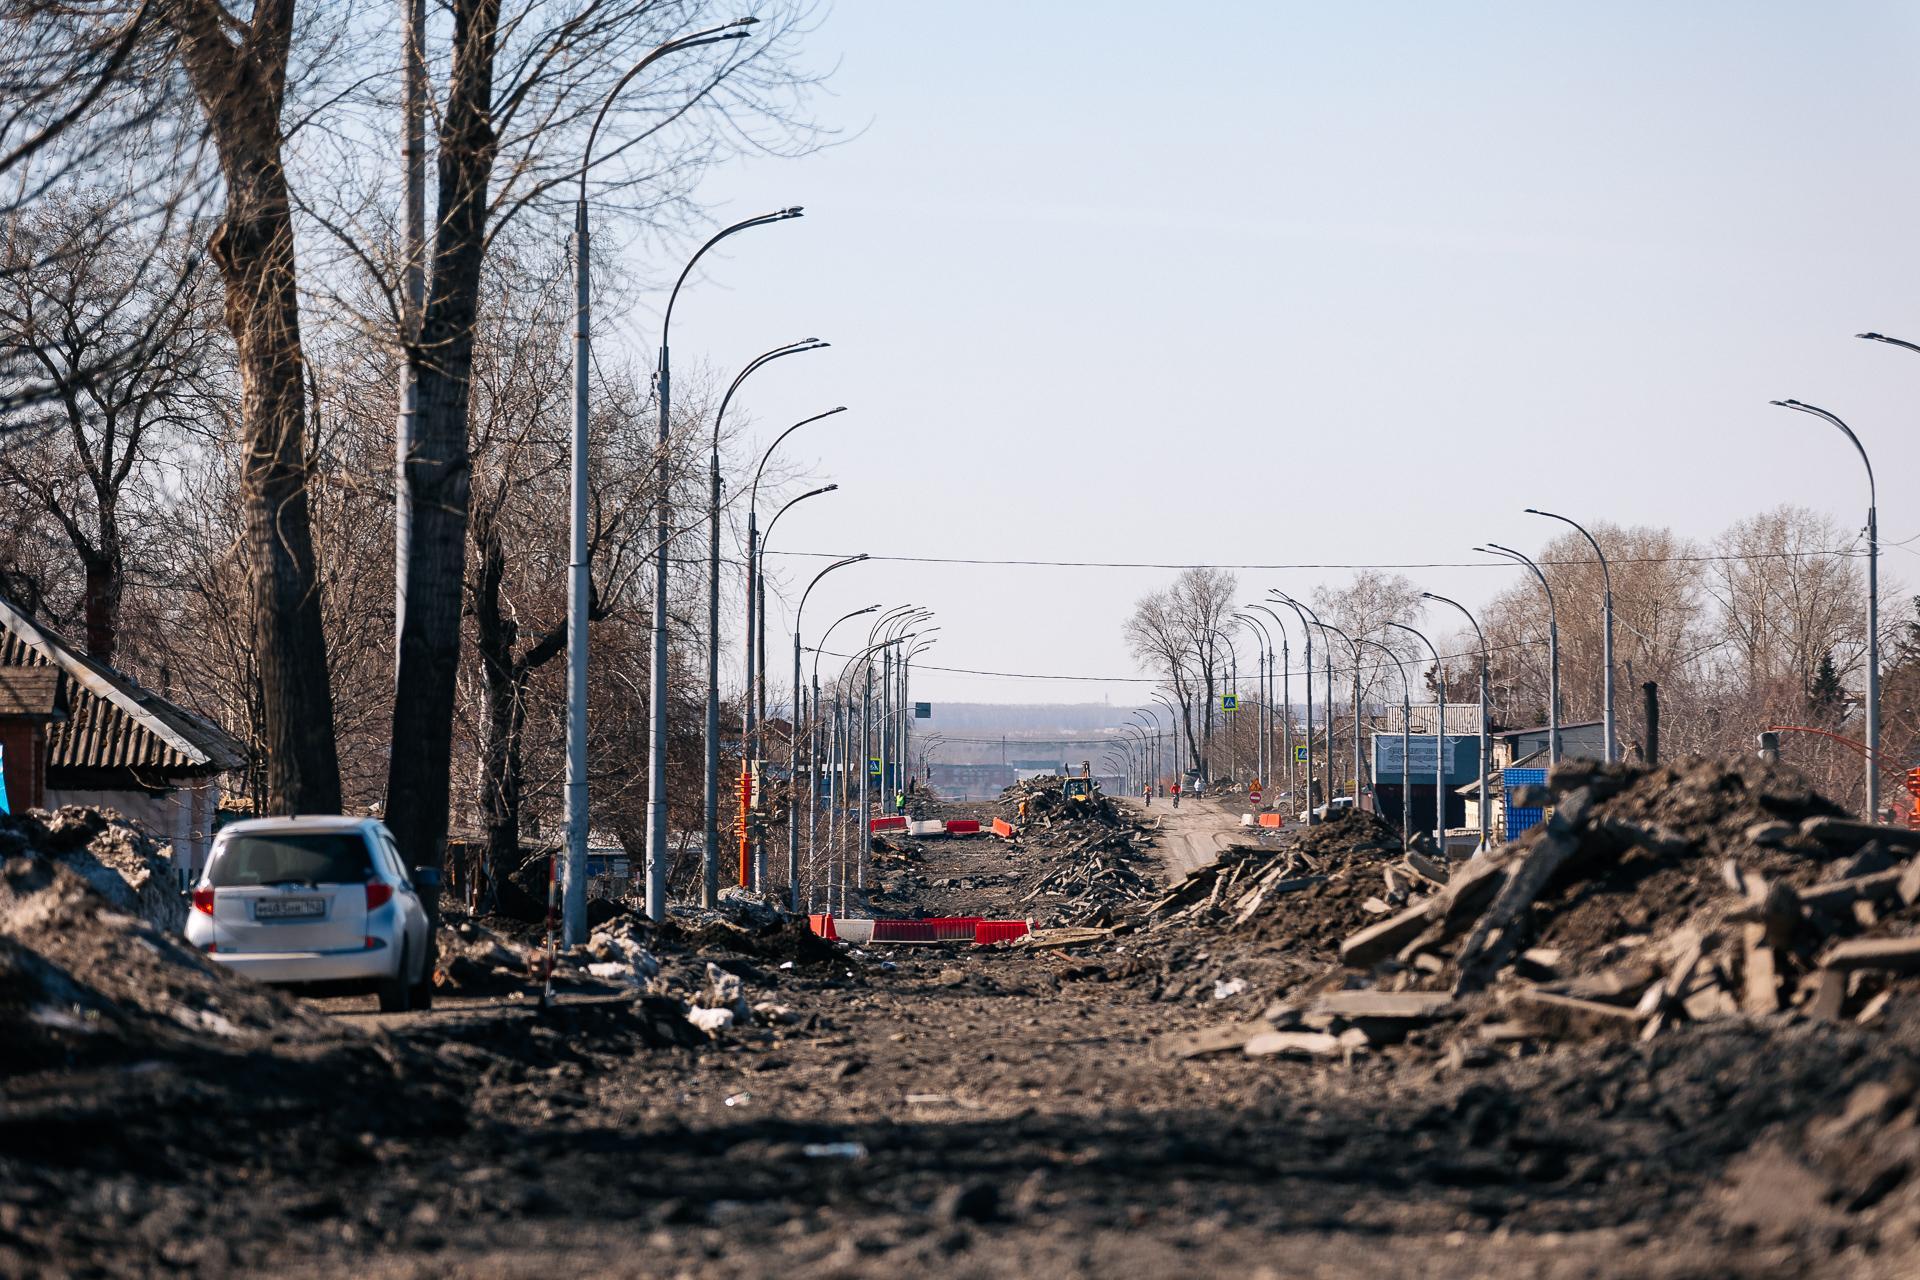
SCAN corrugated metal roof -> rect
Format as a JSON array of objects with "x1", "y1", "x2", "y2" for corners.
[{"x1": 0, "y1": 595, "x2": 247, "y2": 777}]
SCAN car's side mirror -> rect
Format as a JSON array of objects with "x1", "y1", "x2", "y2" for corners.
[{"x1": 410, "y1": 867, "x2": 442, "y2": 894}]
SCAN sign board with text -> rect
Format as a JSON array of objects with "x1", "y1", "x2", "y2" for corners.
[{"x1": 1371, "y1": 734, "x2": 1479, "y2": 786}]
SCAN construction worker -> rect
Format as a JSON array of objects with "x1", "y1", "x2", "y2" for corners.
[
  {"x1": 1018, "y1": 797, "x2": 1030, "y2": 822},
  {"x1": 894, "y1": 788, "x2": 906, "y2": 814}
]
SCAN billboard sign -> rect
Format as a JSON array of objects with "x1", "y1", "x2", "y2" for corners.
[{"x1": 1371, "y1": 733, "x2": 1479, "y2": 786}]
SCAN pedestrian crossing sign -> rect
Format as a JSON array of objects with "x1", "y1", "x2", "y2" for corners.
[
  {"x1": 1221, "y1": 694, "x2": 1238, "y2": 711},
  {"x1": 1294, "y1": 745, "x2": 1309, "y2": 763},
  {"x1": 869, "y1": 758, "x2": 882, "y2": 776}
]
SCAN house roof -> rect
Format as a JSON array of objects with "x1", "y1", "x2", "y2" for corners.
[
  {"x1": 1499, "y1": 720, "x2": 1604, "y2": 739},
  {"x1": 1400, "y1": 703, "x2": 1485, "y2": 736},
  {"x1": 0, "y1": 666, "x2": 63, "y2": 719},
  {"x1": 0, "y1": 594, "x2": 248, "y2": 777}
]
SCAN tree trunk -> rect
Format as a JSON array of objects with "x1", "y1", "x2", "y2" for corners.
[
  {"x1": 168, "y1": 0, "x2": 342, "y2": 815},
  {"x1": 384, "y1": 0, "x2": 501, "y2": 868}
]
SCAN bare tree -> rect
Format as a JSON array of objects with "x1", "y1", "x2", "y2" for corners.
[
  {"x1": 1125, "y1": 567, "x2": 1236, "y2": 781},
  {"x1": 0, "y1": 198, "x2": 226, "y2": 662}
]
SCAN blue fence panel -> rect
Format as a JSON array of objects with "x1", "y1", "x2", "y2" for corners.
[{"x1": 1503, "y1": 767, "x2": 1549, "y2": 841}]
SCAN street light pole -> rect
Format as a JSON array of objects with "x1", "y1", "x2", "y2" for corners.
[
  {"x1": 705, "y1": 339, "x2": 827, "y2": 907},
  {"x1": 1387, "y1": 622, "x2": 1446, "y2": 852},
  {"x1": 753, "y1": 482, "x2": 838, "y2": 890},
  {"x1": 1481, "y1": 544, "x2": 1559, "y2": 766},
  {"x1": 1235, "y1": 612, "x2": 1275, "y2": 800},
  {"x1": 1424, "y1": 592, "x2": 1491, "y2": 851},
  {"x1": 1268, "y1": 594, "x2": 1316, "y2": 822},
  {"x1": 790, "y1": 555, "x2": 866, "y2": 911},
  {"x1": 1278, "y1": 593, "x2": 1340, "y2": 810},
  {"x1": 1150, "y1": 691, "x2": 1182, "y2": 787},
  {"x1": 1359, "y1": 637, "x2": 1413, "y2": 848},
  {"x1": 1246, "y1": 603, "x2": 1292, "y2": 815},
  {"x1": 1525, "y1": 508, "x2": 1615, "y2": 764},
  {"x1": 568, "y1": 21, "x2": 762, "y2": 938},
  {"x1": 1773, "y1": 396, "x2": 1881, "y2": 816},
  {"x1": 810, "y1": 605, "x2": 877, "y2": 907}
]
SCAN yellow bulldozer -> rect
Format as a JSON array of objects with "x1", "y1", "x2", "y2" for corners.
[{"x1": 1062, "y1": 759, "x2": 1094, "y2": 805}]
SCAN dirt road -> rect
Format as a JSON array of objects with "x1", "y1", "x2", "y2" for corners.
[{"x1": 1127, "y1": 793, "x2": 1260, "y2": 877}]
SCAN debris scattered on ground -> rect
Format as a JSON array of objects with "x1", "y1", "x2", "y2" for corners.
[
  {"x1": 435, "y1": 917, "x2": 539, "y2": 992},
  {"x1": 1171, "y1": 755, "x2": 1920, "y2": 1059}
]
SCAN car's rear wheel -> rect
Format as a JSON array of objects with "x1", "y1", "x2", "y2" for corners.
[{"x1": 376, "y1": 943, "x2": 413, "y2": 1012}]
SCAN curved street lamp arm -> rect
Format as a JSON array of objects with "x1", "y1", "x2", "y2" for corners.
[
  {"x1": 1524, "y1": 508, "x2": 1610, "y2": 593},
  {"x1": 1421, "y1": 592, "x2": 1487, "y2": 650},
  {"x1": 1479, "y1": 543, "x2": 1555, "y2": 609},
  {"x1": 763, "y1": 483, "x2": 838, "y2": 548},
  {"x1": 751, "y1": 407, "x2": 849, "y2": 512},
  {"x1": 1771, "y1": 399, "x2": 1876, "y2": 508},
  {"x1": 582, "y1": 20, "x2": 758, "y2": 201},
  {"x1": 814, "y1": 604, "x2": 879, "y2": 689},
  {"x1": 664, "y1": 202, "x2": 805, "y2": 343},
  {"x1": 714, "y1": 339, "x2": 828, "y2": 450},
  {"x1": 797, "y1": 554, "x2": 867, "y2": 626}
]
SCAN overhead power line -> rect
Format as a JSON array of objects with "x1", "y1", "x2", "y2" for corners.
[{"x1": 767, "y1": 546, "x2": 1880, "y2": 571}]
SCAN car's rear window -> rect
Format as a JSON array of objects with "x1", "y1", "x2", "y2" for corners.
[{"x1": 209, "y1": 833, "x2": 374, "y2": 887}]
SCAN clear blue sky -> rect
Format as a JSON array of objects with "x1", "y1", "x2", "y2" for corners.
[{"x1": 620, "y1": 0, "x2": 1920, "y2": 704}]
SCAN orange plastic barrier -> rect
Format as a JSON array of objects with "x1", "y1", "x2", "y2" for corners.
[
  {"x1": 869, "y1": 815, "x2": 908, "y2": 833},
  {"x1": 991, "y1": 818, "x2": 1016, "y2": 838},
  {"x1": 1258, "y1": 813, "x2": 1283, "y2": 828},
  {"x1": 807, "y1": 913, "x2": 838, "y2": 941},
  {"x1": 945, "y1": 819, "x2": 981, "y2": 835}
]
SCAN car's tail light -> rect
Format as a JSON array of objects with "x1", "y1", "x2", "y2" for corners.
[
  {"x1": 192, "y1": 887, "x2": 215, "y2": 915},
  {"x1": 365, "y1": 882, "x2": 393, "y2": 910}
]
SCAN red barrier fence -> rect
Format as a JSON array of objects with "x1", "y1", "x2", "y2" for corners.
[
  {"x1": 945, "y1": 819, "x2": 981, "y2": 835},
  {"x1": 869, "y1": 815, "x2": 908, "y2": 833},
  {"x1": 805, "y1": 915, "x2": 1030, "y2": 946}
]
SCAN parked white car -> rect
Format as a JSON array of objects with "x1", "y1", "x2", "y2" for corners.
[
  {"x1": 1301, "y1": 796, "x2": 1356, "y2": 822},
  {"x1": 185, "y1": 815, "x2": 436, "y2": 1011}
]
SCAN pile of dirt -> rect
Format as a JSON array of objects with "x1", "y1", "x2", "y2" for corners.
[
  {"x1": 1290, "y1": 806, "x2": 1404, "y2": 862},
  {"x1": 0, "y1": 830, "x2": 326, "y2": 1073},
  {"x1": 0, "y1": 805, "x2": 184, "y2": 932}
]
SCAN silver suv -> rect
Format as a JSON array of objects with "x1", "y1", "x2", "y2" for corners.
[{"x1": 185, "y1": 816, "x2": 436, "y2": 1011}]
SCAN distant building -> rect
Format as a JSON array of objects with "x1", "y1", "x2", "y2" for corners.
[{"x1": 0, "y1": 593, "x2": 247, "y2": 877}]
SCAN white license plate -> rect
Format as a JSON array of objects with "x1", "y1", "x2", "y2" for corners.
[{"x1": 255, "y1": 897, "x2": 325, "y2": 920}]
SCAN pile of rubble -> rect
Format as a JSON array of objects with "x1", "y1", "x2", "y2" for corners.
[
  {"x1": 998, "y1": 774, "x2": 1126, "y2": 828},
  {"x1": 991, "y1": 777, "x2": 1159, "y2": 927},
  {"x1": 1165, "y1": 756, "x2": 1920, "y2": 1060}
]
